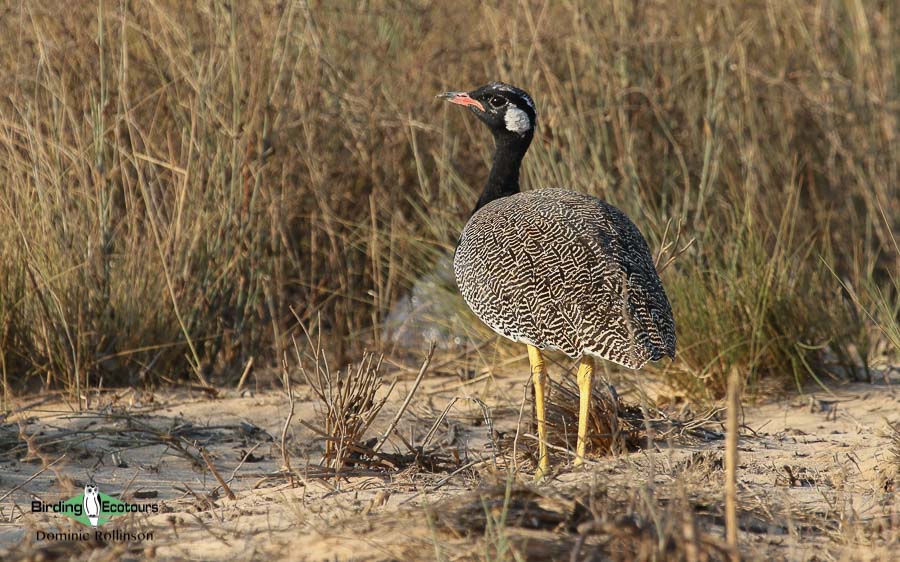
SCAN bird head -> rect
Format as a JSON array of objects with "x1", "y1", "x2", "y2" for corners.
[{"x1": 438, "y1": 82, "x2": 536, "y2": 142}]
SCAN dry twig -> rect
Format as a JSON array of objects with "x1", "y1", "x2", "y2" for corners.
[
  {"x1": 373, "y1": 342, "x2": 435, "y2": 454},
  {"x1": 725, "y1": 367, "x2": 742, "y2": 560},
  {"x1": 199, "y1": 447, "x2": 236, "y2": 500}
]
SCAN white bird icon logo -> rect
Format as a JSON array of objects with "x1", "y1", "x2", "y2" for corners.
[{"x1": 83, "y1": 484, "x2": 101, "y2": 527}]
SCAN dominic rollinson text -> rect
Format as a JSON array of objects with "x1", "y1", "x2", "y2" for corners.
[{"x1": 36, "y1": 529, "x2": 154, "y2": 541}]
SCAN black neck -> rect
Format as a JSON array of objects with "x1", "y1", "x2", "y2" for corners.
[{"x1": 473, "y1": 132, "x2": 532, "y2": 213}]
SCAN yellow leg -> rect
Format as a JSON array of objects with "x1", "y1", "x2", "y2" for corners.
[
  {"x1": 575, "y1": 355, "x2": 594, "y2": 466},
  {"x1": 527, "y1": 345, "x2": 549, "y2": 480}
]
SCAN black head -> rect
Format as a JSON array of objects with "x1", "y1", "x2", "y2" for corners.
[{"x1": 438, "y1": 82, "x2": 536, "y2": 141}]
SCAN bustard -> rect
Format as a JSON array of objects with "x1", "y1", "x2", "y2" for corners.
[{"x1": 439, "y1": 82, "x2": 675, "y2": 478}]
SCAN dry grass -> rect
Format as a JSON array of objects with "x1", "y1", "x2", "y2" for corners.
[
  {"x1": 502, "y1": 373, "x2": 724, "y2": 476},
  {"x1": 0, "y1": 0, "x2": 896, "y2": 405},
  {"x1": 1, "y1": 373, "x2": 897, "y2": 561},
  {"x1": 891, "y1": 421, "x2": 900, "y2": 471},
  {"x1": 296, "y1": 344, "x2": 389, "y2": 473},
  {"x1": 290, "y1": 332, "x2": 461, "y2": 477},
  {"x1": 425, "y1": 479, "x2": 735, "y2": 561}
]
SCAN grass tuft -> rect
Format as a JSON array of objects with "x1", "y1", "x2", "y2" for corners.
[{"x1": 0, "y1": 1, "x2": 895, "y2": 400}]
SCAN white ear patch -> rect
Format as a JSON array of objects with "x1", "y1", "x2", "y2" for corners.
[{"x1": 504, "y1": 107, "x2": 532, "y2": 134}]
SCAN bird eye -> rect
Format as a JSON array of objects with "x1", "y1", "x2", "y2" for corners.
[{"x1": 488, "y1": 95, "x2": 507, "y2": 108}]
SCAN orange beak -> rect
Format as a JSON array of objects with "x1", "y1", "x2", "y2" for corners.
[{"x1": 437, "y1": 91, "x2": 485, "y2": 112}]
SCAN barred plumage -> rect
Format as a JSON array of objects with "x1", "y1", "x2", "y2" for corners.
[
  {"x1": 441, "y1": 82, "x2": 675, "y2": 369},
  {"x1": 454, "y1": 188, "x2": 675, "y2": 369},
  {"x1": 440, "y1": 81, "x2": 675, "y2": 474}
]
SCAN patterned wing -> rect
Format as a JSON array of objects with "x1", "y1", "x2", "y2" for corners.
[{"x1": 454, "y1": 189, "x2": 675, "y2": 368}]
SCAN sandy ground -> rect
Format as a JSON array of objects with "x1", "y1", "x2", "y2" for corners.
[{"x1": 1, "y1": 359, "x2": 898, "y2": 561}]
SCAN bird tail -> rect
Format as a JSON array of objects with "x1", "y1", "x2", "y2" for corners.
[{"x1": 89, "y1": 516, "x2": 99, "y2": 527}]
